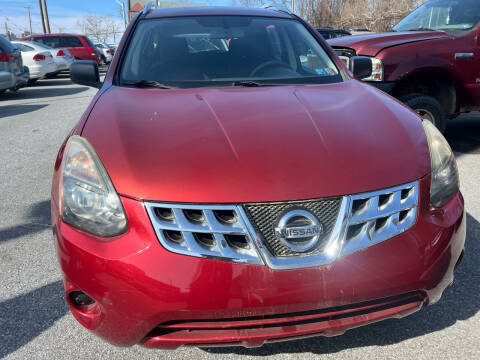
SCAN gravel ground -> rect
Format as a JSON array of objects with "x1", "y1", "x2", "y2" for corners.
[{"x1": 0, "y1": 75, "x2": 479, "y2": 359}]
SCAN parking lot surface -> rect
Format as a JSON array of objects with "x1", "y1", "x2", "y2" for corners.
[{"x1": 1, "y1": 75, "x2": 479, "y2": 359}]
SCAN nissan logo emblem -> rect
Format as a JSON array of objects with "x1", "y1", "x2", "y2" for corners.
[{"x1": 274, "y1": 209, "x2": 324, "y2": 253}]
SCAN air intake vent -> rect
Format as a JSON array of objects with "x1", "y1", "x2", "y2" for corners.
[{"x1": 145, "y1": 203, "x2": 262, "y2": 265}]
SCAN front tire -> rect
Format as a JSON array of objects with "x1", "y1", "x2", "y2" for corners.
[{"x1": 398, "y1": 93, "x2": 447, "y2": 133}]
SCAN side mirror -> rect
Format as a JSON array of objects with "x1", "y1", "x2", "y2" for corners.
[
  {"x1": 349, "y1": 56, "x2": 373, "y2": 80},
  {"x1": 70, "y1": 60, "x2": 101, "y2": 88}
]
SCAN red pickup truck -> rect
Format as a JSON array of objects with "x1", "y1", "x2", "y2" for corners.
[{"x1": 329, "y1": 0, "x2": 480, "y2": 132}]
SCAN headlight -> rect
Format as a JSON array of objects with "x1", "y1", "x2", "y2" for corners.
[
  {"x1": 422, "y1": 121, "x2": 459, "y2": 208},
  {"x1": 59, "y1": 136, "x2": 128, "y2": 237},
  {"x1": 363, "y1": 58, "x2": 383, "y2": 81}
]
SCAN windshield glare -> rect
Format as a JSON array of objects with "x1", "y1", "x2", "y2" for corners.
[
  {"x1": 393, "y1": 0, "x2": 480, "y2": 32},
  {"x1": 120, "y1": 16, "x2": 341, "y2": 88}
]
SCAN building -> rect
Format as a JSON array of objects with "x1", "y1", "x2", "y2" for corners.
[{"x1": 129, "y1": 0, "x2": 207, "y2": 19}]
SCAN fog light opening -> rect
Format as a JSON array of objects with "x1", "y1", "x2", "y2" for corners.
[{"x1": 69, "y1": 290, "x2": 95, "y2": 306}]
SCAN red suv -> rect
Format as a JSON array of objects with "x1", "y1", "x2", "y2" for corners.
[
  {"x1": 52, "y1": 5, "x2": 465, "y2": 349},
  {"x1": 20, "y1": 34, "x2": 101, "y2": 63}
]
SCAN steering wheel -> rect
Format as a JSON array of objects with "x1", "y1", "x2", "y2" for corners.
[{"x1": 249, "y1": 60, "x2": 293, "y2": 77}]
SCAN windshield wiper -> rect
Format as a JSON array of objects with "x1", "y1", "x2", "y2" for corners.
[
  {"x1": 406, "y1": 27, "x2": 437, "y2": 32},
  {"x1": 232, "y1": 81, "x2": 280, "y2": 87},
  {"x1": 122, "y1": 80, "x2": 175, "y2": 89}
]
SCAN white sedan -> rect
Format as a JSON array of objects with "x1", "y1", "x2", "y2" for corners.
[{"x1": 12, "y1": 41, "x2": 73, "y2": 80}]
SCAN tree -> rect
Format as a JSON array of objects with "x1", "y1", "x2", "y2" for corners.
[{"x1": 77, "y1": 14, "x2": 122, "y2": 43}]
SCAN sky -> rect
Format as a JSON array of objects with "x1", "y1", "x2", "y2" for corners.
[{"x1": 0, "y1": 0, "x2": 232, "y2": 38}]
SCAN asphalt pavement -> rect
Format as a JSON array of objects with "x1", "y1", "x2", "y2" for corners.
[{"x1": 0, "y1": 74, "x2": 479, "y2": 359}]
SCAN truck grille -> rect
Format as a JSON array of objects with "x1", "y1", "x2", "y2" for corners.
[
  {"x1": 243, "y1": 198, "x2": 342, "y2": 257},
  {"x1": 333, "y1": 47, "x2": 356, "y2": 68}
]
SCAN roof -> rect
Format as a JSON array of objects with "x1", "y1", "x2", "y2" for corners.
[
  {"x1": 144, "y1": 6, "x2": 293, "y2": 19},
  {"x1": 23, "y1": 33, "x2": 82, "y2": 37}
]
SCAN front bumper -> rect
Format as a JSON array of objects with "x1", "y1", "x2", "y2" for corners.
[{"x1": 51, "y1": 177, "x2": 465, "y2": 349}]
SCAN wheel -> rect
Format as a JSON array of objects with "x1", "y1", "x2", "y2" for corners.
[
  {"x1": 398, "y1": 93, "x2": 447, "y2": 133},
  {"x1": 0, "y1": 89, "x2": 6, "y2": 94}
]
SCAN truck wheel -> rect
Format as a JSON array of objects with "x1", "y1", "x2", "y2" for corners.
[{"x1": 398, "y1": 94, "x2": 447, "y2": 133}]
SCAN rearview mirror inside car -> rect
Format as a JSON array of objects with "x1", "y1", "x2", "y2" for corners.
[
  {"x1": 349, "y1": 56, "x2": 373, "y2": 80},
  {"x1": 70, "y1": 60, "x2": 101, "y2": 89}
]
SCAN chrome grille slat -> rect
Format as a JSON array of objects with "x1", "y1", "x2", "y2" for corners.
[
  {"x1": 145, "y1": 181, "x2": 420, "y2": 270},
  {"x1": 145, "y1": 203, "x2": 263, "y2": 264},
  {"x1": 341, "y1": 182, "x2": 419, "y2": 256}
]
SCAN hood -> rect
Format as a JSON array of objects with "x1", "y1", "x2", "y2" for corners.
[
  {"x1": 328, "y1": 31, "x2": 449, "y2": 57},
  {"x1": 82, "y1": 80, "x2": 430, "y2": 203}
]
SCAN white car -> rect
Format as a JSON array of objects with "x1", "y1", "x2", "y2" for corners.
[
  {"x1": 94, "y1": 43, "x2": 114, "y2": 64},
  {"x1": 12, "y1": 40, "x2": 74, "y2": 73}
]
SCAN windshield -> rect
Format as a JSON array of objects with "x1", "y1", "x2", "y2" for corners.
[
  {"x1": 393, "y1": 0, "x2": 480, "y2": 32},
  {"x1": 119, "y1": 16, "x2": 341, "y2": 88}
]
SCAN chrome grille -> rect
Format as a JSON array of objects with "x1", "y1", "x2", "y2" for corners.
[
  {"x1": 341, "y1": 182, "x2": 418, "y2": 256},
  {"x1": 145, "y1": 204, "x2": 263, "y2": 265},
  {"x1": 145, "y1": 181, "x2": 419, "y2": 270},
  {"x1": 243, "y1": 198, "x2": 342, "y2": 257}
]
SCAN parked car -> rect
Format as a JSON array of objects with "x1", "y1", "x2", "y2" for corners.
[
  {"x1": 20, "y1": 34, "x2": 101, "y2": 64},
  {"x1": 12, "y1": 42, "x2": 57, "y2": 84},
  {"x1": 349, "y1": 28, "x2": 373, "y2": 35},
  {"x1": 329, "y1": 0, "x2": 480, "y2": 132},
  {"x1": 12, "y1": 40, "x2": 74, "y2": 75},
  {"x1": 54, "y1": 5, "x2": 465, "y2": 349},
  {"x1": 107, "y1": 43, "x2": 118, "y2": 51},
  {"x1": 316, "y1": 27, "x2": 351, "y2": 39},
  {"x1": 0, "y1": 36, "x2": 29, "y2": 93},
  {"x1": 94, "y1": 43, "x2": 115, "y2": 64}
]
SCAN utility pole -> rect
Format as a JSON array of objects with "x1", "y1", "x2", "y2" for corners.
[
  {"x1": 26, "y1": 6, "x2": 33, "y2": 35},
  {"x1": 291, "y1": 0, "x2": 295, "y2": 14},
  {"x1": 42, "y1": 0, "x2": 51, "y2": 34},
  {"x1": 116, "y1": 0, "x2": 127, "y2": 30},
  {"x1": 38, "y1": 0, "x2": 46, "y2": 34},
  {"x1": 4, "y1": 22, "x2": 10, "y2": 40}
]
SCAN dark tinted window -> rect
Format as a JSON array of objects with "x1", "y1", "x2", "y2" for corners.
[
  {"x1": 32, "y1": 36, "x2": 60, "y2": 47},
  {"x1": 61, "y1": 36, "x2": 83, "y2": 47},
  {"x1": 120, "y1": 16, "x2": 341, "y2": 88},
  {"x1": 0, "y1": 36, "x2": 16, "y2": 53}
]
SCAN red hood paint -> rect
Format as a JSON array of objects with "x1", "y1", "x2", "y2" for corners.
[
  {"x1": 328, "y1": 31, "x2": 449, "y2": 57},
  {"x1": 81, "y1": 80, "x2": 430, "y2": 203}
]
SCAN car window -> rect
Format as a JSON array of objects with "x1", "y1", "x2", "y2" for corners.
[
  {"x1": 32, "y1": 36, "x2": 59, "y2": 48},
  {"x1": 82, "y1": 36, "x2": 97, "y2": 48},
  {"x1": 61, "y1": 36, "x2": 83, "y2": 47},
  {"x1": 0, "y1": 36, "x2": 16, "y2": 53},
  {"x1": 33, "y1": 42, "x2": 53, "y2": 50},
  {"x1": 95, "y1": 44, "x2": 106, "y2": 49},
  {"x1": 13, "y1": 43, "x2": 34, "y2": 52},
  {"x1": 394, "y1": 0, "x2": 480, "y2": 31},
  {"x1": 120, "y1": 16, "x2": 341, "y2": 88}
]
